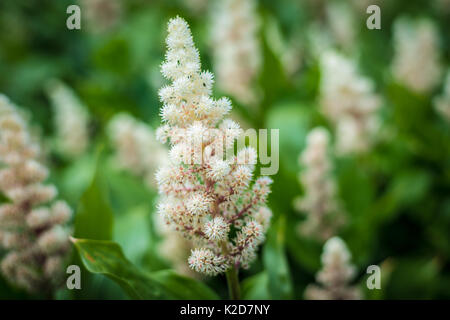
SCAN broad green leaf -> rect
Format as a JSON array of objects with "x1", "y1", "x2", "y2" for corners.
[
  {"x1": 336, "y1": 157, "x2": 375, "y2": 220},
  {"x1": 74, "y1": 154, "x2": 114, "y2": 241},
  {"x1": 113, "y1": 205, "x2": 152, "y2": 266},
  {"x1": 150, "y1": 270, "x2": 219, "y2": 300},
  {"x1": 241, "y1": 272, "x2": 270, "y2": 300},
  {"x1": 286, "y1": 230, "x2": 321, "y2": 273},
  {"x1": 263, "y1": 217, "x2": 293, "y2": 299},
  {"x1": 259, "y1": 15, "x2": 289, "y2": 113},
  {"x1": 266, "y1": 102, "x2": 311, "y2": 174},
  {"x1": 105, "y1": 159, "x2": 156, "y2": 214},
  {"x1": 72, "y1": 238, "x2": 219, "y2": 300},
  {"x1": 59, "y1": 153, "x2": 96, "y2": 205},
  {"x1": 93, "y1": 37, "x2": 130, "y2": 76},
  {"x1": 381, "y1": 169, "x2": 431, "y2": 221}
]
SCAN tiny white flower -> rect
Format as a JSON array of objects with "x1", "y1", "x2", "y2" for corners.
[
  {"x1": 207, "y1": 158, "x2": 230, "y2": 181},
  {"x1": 204, "y1": 217, "x2": 229, "y2": 241},
  {"x1": 186, "y1": 193, "x2": 212, "y2": 217}
]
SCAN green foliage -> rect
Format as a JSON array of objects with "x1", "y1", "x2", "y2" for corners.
[
  {"x1": 241, "y1": 272, "x2": 270, "y2": 300},
  {"x1": 263, "y1": 217, "x2": 293, "y2": 299},
  {"x1": 74, "y1": 159, "x2": 114, "y2": 241},
  {"x1": 0, "y1": 0, "x2": 449, "y2": 300},
  {"x1": 72, "y1": 238, "x2": 219, "y2": 300}
]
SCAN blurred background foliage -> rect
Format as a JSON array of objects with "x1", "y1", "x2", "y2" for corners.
[{"x1": 0, "y1": 0, "x2": 449, "y2": 299}]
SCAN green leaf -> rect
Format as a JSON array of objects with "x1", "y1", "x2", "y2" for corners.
[
  {"x1": 59, "y1": 153, "x2": 97, "y2": 205},
  {"x1": 93, "y1": 37, "x2": 130, "y2": 76},
  {"x1": 286, "y1": 230, "x2": 321, "y2": 273},
  {"x1": 105, "y1": 159, "x2": 156, "y2": 214},
  {"x1": 74, "y1": 155, "x2": 114, "y2": 241},
  {"x1": 150, "y1": 269, "x2": 219, "y2": 300},
  {"x1": 113, "y1": 205, "x2": 152, "y2": 266},
  {"x1": 72, "y1": 238, "x2": 219, "y2": 300},
  {"x1": 263, "y1": 217, "x2": 293, "y2": 299},
  {"x1": 259, "y1": 15, "x2": 289, "y2": 112},
  {"x1": 266, "y1": 102, "x2": 311, "y2": 174},
  {"x1": 384, "y1": 258, "x2": 439, "y2": 299},
  {"x1": 0, "y1": 191, "x2": 11, "y2": 204},
  {"x1": 241, "y1": 272, "x2": 271, "y2": 300}
]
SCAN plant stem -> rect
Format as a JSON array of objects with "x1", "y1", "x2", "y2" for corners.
[{"x1": 225, "y1": 266, "x2": 241, "y2": 300}]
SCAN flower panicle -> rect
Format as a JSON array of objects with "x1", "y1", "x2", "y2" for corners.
[
  {"x1": 320, "y1": 51, "x2": 380, "y2": 155},
  {"x1": 294, "y1": 127, "x2": 345, "y2": 241},
  {"x1": 155, "y1": 17, "x2": 272, "y2": 276},
  {"x1": 305, "y1": 237, "x2": 362, "y2": 300},
  {"x1": 210, "y1": 0, "x2": 261, "y2": 105},
  {"x1": 391, "y1": 17, "x2": 441, "y2": 93},
  {"x1": 46, "y1": 80, "x2": 90, "y2": 158},
  {"x1": 0, "y1": 94, "x2": 72, "y2": 294}
]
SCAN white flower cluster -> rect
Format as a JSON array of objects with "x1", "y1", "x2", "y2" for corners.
[
  {"x1": 294, "y1": 128, "x2": 344, "y2": 241},
  {"x1": 46, "y1": 80, "x2": 90, "y2": 158},
  {"x1": 108, "y1": 113, "x2": 167, "y2": 188},
  {"x1": 0, "y1": 95, "x2": 72, "y2": 293},
  {"x1": 391, "y1": 17, "x2": 441, "y2": 94},
  {"x1": 434, "y1": 70, "x2": 450, "y2": 122},
  {"x1": 305, "y1": 237, "x2": 361, "y2": 300},
  {"x1": 156, "y1": 17, "x2": 272, "y2": 276},
  {"x1": 320, "y1": 51, "x2": 380, "y2": 155},
  {"x1": 211, "y1": 0, "x2": 261, "y2": 105}
]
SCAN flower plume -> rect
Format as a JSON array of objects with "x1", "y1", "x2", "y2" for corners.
[
  {"x1": 305, "y1": 237, "x2": 361, "y2": 300},
  {"x1": 320, "y1": 51, "x2": 380, "y2": 154},
  {"x1": 391, "y1": 17, "x2": 441, "y2": 93},
  {"x1": 0, "y1": 94, "x2": 72, "y2": 293},
  {"x1": 46, "y1": 80, "x2": 90, "y2": 158},
  {"x1": 211, "y1": 0, "x2": 261, "y2": 105},
  {"x1": 156, "y1": 17, "x2": 272, "y2": 276},
  {"x1": 294, "y1": 127, "x2": 345, "y2": 240}
]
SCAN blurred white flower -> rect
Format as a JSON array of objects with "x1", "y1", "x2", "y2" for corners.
[
  {"x1": 0, "y1": 94, "x2": 72, "y2": 294},
  {"x1": 210, "y1": 0, "x2": 261, "y2": 106},
  {"x1": 391, "y1": 17, "x2": 441, "y2": 93},
  {"x1": 305, "y1": 237, "x2": 362, "y2": 300},
  {"x1": 320, "y1": 51, "x2": 381, "y2": 155},
  {"x1": 294, "y1": 127, "x2": 345, "y2": 240},
  {"x1": 46, "y1": 80, "x2": 90, "y2": 158}
]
